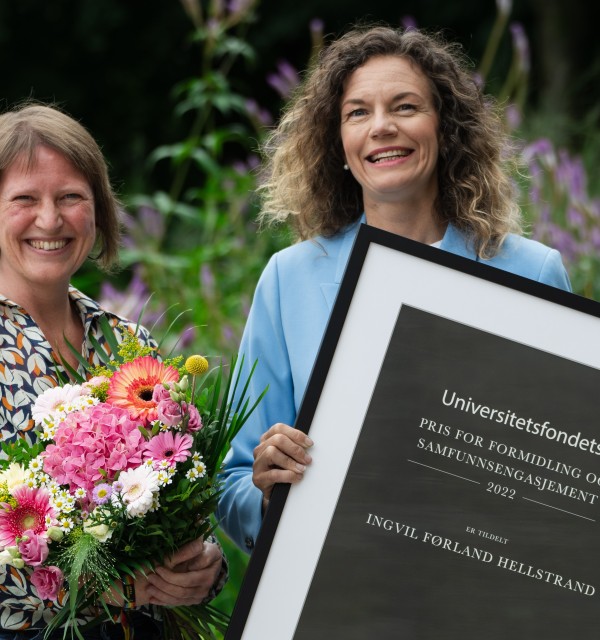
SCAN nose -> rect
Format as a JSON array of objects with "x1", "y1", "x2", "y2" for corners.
[
  {"x1": 370, "y1": 110, "x2": 397, "y2": 138},
  {"x1": 34, "y1": 199, "x2": 63, "y2": 231}
]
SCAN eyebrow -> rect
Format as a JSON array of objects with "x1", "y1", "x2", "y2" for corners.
[{"x1": 341, "y1": 91, "x2": 422, "y2": 109}]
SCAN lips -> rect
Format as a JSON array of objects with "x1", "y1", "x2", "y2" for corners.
[
  {"x1": 367, "y1": 149, "x2": 412, "y2": 163},
  {"x1": 27, "y1": 239, "x2": 70, "y2": 251}
]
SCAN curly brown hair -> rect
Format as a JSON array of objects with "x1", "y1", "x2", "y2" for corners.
[
  {"x1": 258, "y1": 25, "x2": 522, "y2": 257},
  {"x1": 0, "y1": 101, "x2": 122, "y2": 270}
]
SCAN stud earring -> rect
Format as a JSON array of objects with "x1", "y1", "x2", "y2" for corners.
[{"x1": 343, "y1": 163, "x2": 349, "y2": 170}]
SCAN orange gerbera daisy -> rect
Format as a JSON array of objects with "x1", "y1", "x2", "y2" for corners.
[{"x1": 107, "y1": 356, "x2": 179, "y2": 424}]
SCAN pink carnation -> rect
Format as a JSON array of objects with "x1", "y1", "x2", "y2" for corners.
[
  {"x1": 156, "y1": 399, "x2": 203, "y2": 431},
  {"x1": 152, "y1": 385, "x2": 171, "y2": 403},
  {"x1": 31, "y1": 565, "x2": 63, "y2": 601},
  {"x1": 18, "y1": 530, "x2": 49, "y2": 566},
  {"x1": 156, "y1": 398, "x2": 185, "y2": 427},
  {"x1": 42, "y1": 403, "x2": 144, "y2": 499},
  {"x1": 186, "y1": 404, "x2": 203, "y2": 431}
]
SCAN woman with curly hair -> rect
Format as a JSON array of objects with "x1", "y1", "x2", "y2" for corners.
[{"x1": 217, "y1": 25, "x2": 571, "y2": 553}]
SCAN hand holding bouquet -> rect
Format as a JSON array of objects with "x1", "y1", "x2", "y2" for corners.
[{"x1": 0, "y1": 324, "x2": 264, "y2": 639}]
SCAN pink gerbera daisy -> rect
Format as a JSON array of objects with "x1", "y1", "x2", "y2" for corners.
[
  {"x1": 144, "y1": 431, "x2": 194, "y2": 467},
  {"x1": 107, "y1": 356, "x2": 179, "y2": 423},
  {"x1": 0, "y1": 486, "x2": 56, "y2": 547}
]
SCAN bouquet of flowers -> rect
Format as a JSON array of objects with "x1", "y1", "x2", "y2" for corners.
[{"x1": 0, "y1": 321, "x2": 264, "y2": 639}]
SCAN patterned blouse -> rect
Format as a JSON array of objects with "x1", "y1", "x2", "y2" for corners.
[{"x1": 0, "y1": 288, "x2": 168, "y2": 631}]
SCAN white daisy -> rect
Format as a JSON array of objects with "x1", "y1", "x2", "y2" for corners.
[
  {"x1": 35, "y1": 472, "x2": 52, "y2": 487},
  {"x1": 114, "y1": 465, "x2": 160, "y2": 518},
  {"x1": 156, "y1": 470, "x2": 172, "y2": 487},
  {"x1": 47, "y1": 482, "x2": 61, "y2": 497},
  {"x1": 193, "y1": 459, "x2": 207, "y2": 477},
  {"x1": 28, "y1": 457, "x2": 44, "y2": 473},
  {"x1": 59, "y1": 517, "x2": 75, "y2": 532},
  {"x1": 52, "y1": 496, "x2": 67, "y2": 512},
  {"x1": 65, "y1": 395, "x2": 99, "y2": 414},
  {"x1": 186, "y1": 468, "x2": 200, "y2": 481},
  {"x1": 41, "y1": 424, "x2": 58, "y2": 441}
]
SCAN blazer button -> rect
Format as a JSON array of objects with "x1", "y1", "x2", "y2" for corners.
[{"x1": 245, "y1": 536, "x2": 254, "y2": 550}]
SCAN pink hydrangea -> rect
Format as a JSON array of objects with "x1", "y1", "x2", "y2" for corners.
[{"x1": 42, "y1": 403, "x2": 144, "y2": 499}]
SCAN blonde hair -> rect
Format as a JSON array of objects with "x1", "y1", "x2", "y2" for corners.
[
  {"x1": 0, "y1": 102, "x2": 121, "y2": 269},
  {"x1": 258, "y1": 26, "x2": 522, "y2": 257}
]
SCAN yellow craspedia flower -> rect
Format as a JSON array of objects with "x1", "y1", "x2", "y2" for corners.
[{"x1": 185, "y1": 355, "x2": 209, "y2": 376}]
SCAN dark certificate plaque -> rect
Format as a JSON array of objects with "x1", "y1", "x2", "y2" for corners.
[{"x1": 226, "y1": 225, "x2": 600, "y2": 640}]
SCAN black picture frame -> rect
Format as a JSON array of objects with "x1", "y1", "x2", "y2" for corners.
[{"x1": 226, "y1": 224, "x2": 600, "y2": 639}]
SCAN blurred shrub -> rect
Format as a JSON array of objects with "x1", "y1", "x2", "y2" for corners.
[{"x1": 90, "y1": 0, "x2": 295, "y2": 360}]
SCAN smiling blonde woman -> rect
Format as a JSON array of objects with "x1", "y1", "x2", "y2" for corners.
[
  {"x1": 216, "y1": 25, "x2": 572, "y2": 554},
  {"x1": 0, "y1": 102, "x2": 226, "y2": 640}
]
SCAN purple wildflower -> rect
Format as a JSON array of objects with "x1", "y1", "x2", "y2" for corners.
[
  {"x1": 566, "y1": 207, "x2": 585, "y2": 228},
  {"x1": 556, "y1": 150, "x2": 586, "y2": 201},
  {"x1": 99, "y1": 270, "x2": 162, "y2": 326},
  {"x1": 267, "y1": 60, "x2": 300, "y2": 99},
  {"x1": 505, "y1": 104, "x2": 522, "y2": 131},
  {"x1": 522, "y1": 138, "x2": 555, "y2": 167},
  {"x1": 509, "y1": 23, "x2": 530, "y2": 73},
  {"x1": 245, "y1": 99, "x2": 273, "y2": 126},
  {"x1": 200, "y1": 264, "x2": 215, "y2": 296},
  {"x1": 178, "y1": 325, "x2": 197, "y2": 350},
  {"x1": 310, "y1": 18, "x2": 324, "y2": 37},
  {"x1": 227, "y1": 0, "x2": 254, "y2": 19},
  {"x1": 401, "y1": 15, "x2": 418, "y2": 31},
  {"x1": 591, "y1": 227, "x2": 600, "y2": 250}
]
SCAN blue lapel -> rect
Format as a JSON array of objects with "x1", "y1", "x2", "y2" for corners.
[
  {"x1": 439, "y1": 223, "x2": 479, "y2": 261},
  {"x1": 320, "y1": 217, "x2": 364, "y2": 309},
  {"x1": 321, "y1": 218, "x2": 478, "y2": 310}
]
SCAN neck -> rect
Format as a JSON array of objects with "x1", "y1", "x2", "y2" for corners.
[
  {"x1": 1, "y1": 279, "x2": 70, "y2": 321},
  {"x1": 364, "y1": 201, "x2": 446, "y2": 245},
  {"x1": 1, "y1": 282, "x2": 84, "y2": 373}
]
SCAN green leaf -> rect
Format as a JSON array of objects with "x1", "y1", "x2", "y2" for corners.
[{"x1": 97, "y1": 315, "x2": 122, "y2": 360}]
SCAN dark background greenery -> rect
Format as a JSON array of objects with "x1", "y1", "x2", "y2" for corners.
[{"x1": 2, "y1": 0, "x2": 598, "y2": 197}]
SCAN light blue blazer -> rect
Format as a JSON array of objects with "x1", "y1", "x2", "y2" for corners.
[{"x1": 216, "y1": 219, "x2": 572, "y2": 552}]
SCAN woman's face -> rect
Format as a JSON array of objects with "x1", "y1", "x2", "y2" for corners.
[
  {"x1": 0, "y1": 145, "x2": 96, "y2": 296},
  {"x1": 340, "y1": 55, "x2": 439, "y2": 210}
]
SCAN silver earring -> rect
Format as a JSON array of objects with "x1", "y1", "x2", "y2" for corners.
[{"x1": 343, "y1": 163, "x2": 349, "y2": 170}]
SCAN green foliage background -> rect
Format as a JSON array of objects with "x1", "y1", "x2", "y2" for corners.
[{"x1": 3, "y1": 0, "x2": 600, "y2": 636}]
